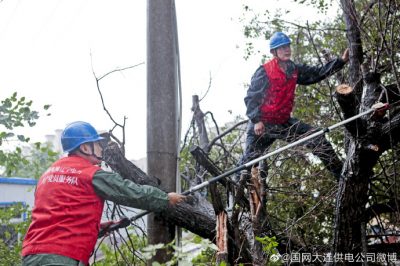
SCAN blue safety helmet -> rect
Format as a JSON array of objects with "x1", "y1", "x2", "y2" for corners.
[
  {"x1": 269, "y1": 32, "x2": 291, "y2": 50},
  {"x1": 61, "y1": 121, "x2": 104, "y2": 153}
]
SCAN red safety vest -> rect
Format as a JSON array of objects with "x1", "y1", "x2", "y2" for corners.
[
  {"x1": 260, "y1": 58, "x2": 298, "y2": 124},
  {"x1": 22, "y1": 155, "x2": 104, "y2": 265}
]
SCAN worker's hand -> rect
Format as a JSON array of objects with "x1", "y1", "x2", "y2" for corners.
[
  {"x1": 341, "y1": 48, "x2": 349, "y2": 63},
  {"x1": 99, "y1": 221, "x2": 116, "y2": 237},
  {"x1": 100, "y1": 220, "x2": 116, "y2": 230},
  {"x1": 168, "y1": 192, "x2": 186, "y2": 205},
  {"x1": 254, "y1": 121, "x2": 265, "y2": 136}
]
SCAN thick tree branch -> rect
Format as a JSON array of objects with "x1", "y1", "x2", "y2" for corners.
[{"x1": 102, "y1": 138, "x2": 218, "y2": 241}]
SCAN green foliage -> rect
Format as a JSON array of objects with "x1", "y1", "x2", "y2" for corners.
[
  {"x1": 240, "y1": 0, "x2": 400, "y2": 252},
  {"x1": 142, "y1": 236, "x2": 217, "y2": 265},
  {"x1": 292, "y1": 0, "x2": 333, "y2": 13},
  {"x1": 190, "y1": 246, "x2": 216, "y2": 265},
  {"x1": 141, "y1": 242, "x2": 166, "y2": 261},
  {"x1": 0, "y1": 92, "x2": 39, "y2": 130},
  {"x1": 238, "y1": 2, "x2": 350, "y2": 255},
  {"x1": 95, "y1": 233, "x2": 148, "y2": 266},
  {"x1": 0, "y1": 93, "x2": 56, "y2": 177},
  {"x1": 0, "y1": 93, "x2": 57, "y2": 265},
  {"x1": 0, "y1": 146, "x2": 29, "y2": 177},
  {"x1": 255, "y1": 235, "x2": 278, "y2": 255},
  {"x1": 241, "y1": 1, "x2": 347, "y2": 64},
  {"x1": 265, "y1": 146, "x2": 337, "y2": 246},
  {"x1": 189, "y1": 236, "x2": 217, "y2": 265},
  {"x1": 97, "y1": 232, "x2": 218, "y2": 265},
  {"x1": 255, "y1": 235, "x2": 283, "y2": 265},
  {"x1": 12, "y1": 142, "x2": 59, "y2": 179},
  {"x1": 0, "y1": 203, "x2": 31, "y2": 266}
]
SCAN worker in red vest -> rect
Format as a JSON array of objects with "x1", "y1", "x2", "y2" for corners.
[
  {"x1": 240, "y1": 32, "x2": 349, "y2": 180},
  {"x1": 22, "y1": 121, "x2": 185, "y2": 266}
]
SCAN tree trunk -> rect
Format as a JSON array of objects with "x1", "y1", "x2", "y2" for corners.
[
  {"x1": 334, "y1": 79, "x2": 382, "y2": 257},
  {"x1": 334, "y1": 0, "x2": 366, "y2": 258},
  {"x1": 334, "y1": 1, "x2": 400, "y2": 258},
  {"x1": 332, "y1": 74, "x2": 400, "y2": 260}
]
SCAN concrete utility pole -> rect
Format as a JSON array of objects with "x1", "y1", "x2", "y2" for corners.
[{"x1": 147, "y1": 0, "x2": 179, "y2": 263}]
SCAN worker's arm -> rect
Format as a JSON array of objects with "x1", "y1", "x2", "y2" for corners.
[
  {"x1": 244, "y1": 66, "x2": 270, "y2": 123},
  {"x1": 296, "y1": 57, "x2": 347, "y2": 85},
  {"x1": 92, "y1": 170, "x2": 171, "y2": 212}
]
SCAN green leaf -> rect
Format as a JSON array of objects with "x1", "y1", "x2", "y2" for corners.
[{"x1": 17, "y1": 135, "x2": 26, "y2": 142}]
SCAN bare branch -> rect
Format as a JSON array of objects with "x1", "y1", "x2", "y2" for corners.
[
  {"x1": 199, "y1": 72, "x2": 213, "y2": 102},
  {"x1": 98, "y1": 62, "x2": 145, "y2": 81},
  {"x1": 207, "y1": 119, "x2": 248, "y2": 151}
]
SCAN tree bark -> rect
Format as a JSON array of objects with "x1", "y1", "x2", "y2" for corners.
[
  {"x1": 333, "y1": 73, "x2": 383, "y2": 256},
  {"x1": 216, "y1": 212, "x2": 229, "y2": 264},
  {"x1": 103, "y1": 140, "x2": 217, "y2": 240},
  {"x1": 334, "y1": 0, "x2": 368, "y2": 258},
  {"x1": 192, "y1": 95, "x2": 210, "y2": 152},
  {"x1": 248, "y1": 165, "x2": 268, "y2": 265},
  {"x1": 334, "y1": 1, "x2": 400, "y2": 257},
  {"x1": 340, "y1": 0, "x2": 364, "y2": 87},
  {"x1": 332, "y1": 61, "x2": 400, "y2": 261}
]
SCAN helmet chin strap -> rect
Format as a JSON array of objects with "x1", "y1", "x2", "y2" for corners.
[{"x1": 79, "y1": 142, "x2": 103, "y2": 161}]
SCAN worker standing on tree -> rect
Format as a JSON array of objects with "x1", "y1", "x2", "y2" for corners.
[
  {"x1": 21, "y1": 121, "x2": 185, "y2": 266},
  {"x1": 240, "y1": 32, "x2": 349, "y2": 180}
]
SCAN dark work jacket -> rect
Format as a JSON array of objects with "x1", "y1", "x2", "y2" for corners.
[{"x1": 244, "y1": 57, "x2": 346, "y2": 124}]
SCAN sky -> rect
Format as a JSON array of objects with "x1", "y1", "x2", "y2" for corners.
[{"x1": 0, "y1": 0, "x2": 339, "y2": 160}]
